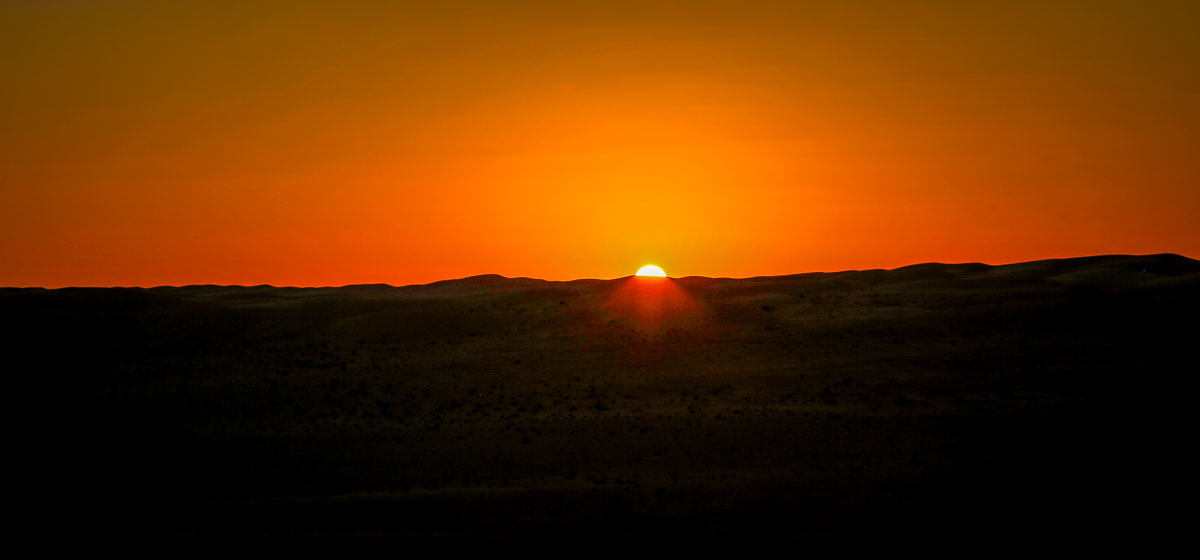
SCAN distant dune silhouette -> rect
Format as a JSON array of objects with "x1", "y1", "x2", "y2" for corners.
[{"x1": 3, "y1": 254, "x2": 1197, "y2": 542}]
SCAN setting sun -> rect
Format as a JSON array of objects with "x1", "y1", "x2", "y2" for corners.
[
  {"x1": 636, "y1": 265, "x2": 667, "y2": 277},
  {"x1": 2, "y1": 1, "x2": 1193, "y2": 542}
]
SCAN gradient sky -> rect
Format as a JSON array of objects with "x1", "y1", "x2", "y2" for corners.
[{"x1": 2, "y1": 1, "x2": 1197, "y2": 287}]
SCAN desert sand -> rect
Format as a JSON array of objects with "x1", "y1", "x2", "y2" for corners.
[{"x1": 3, "y1": 254, "x2": 1197, "y2": 542}]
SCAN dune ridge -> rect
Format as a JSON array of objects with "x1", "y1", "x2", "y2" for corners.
[{"x1": 2, "y1": 253, "x2": 1196, "y2": 541}]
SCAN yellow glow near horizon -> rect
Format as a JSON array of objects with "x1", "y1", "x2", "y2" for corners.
[
  {"x1": 636, "y1": 265, "x2": 667, "y2": 277},
  {"x1": 3, "y1": 3, "x2": 1198, "y2": 288}
]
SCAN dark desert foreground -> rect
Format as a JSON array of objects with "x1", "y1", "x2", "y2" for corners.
[{"x1": 4, "y1": 254, "x2": 1197, "y2": 542}]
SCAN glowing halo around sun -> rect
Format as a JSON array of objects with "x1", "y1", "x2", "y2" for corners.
[{"x1": 636, "y1": 265, "x2": 667, "y2": 277}]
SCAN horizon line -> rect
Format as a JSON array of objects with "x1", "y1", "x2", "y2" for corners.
[{"x1": 1, "y1": 252, "x2": 1192, "y2": 291}]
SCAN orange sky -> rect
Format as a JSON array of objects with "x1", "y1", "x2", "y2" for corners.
[{"x1": 2, "y1": 1, "x2": 1197, "y2": 287}]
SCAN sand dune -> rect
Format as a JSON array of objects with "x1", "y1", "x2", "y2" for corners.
[{"x1": 3, "y1": 253, "x2": 1197, "y2": 542}]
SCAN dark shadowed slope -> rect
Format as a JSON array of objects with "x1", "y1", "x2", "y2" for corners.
[{"x1": 2, "y1": 254, "x2": 1197, "y2": 542}]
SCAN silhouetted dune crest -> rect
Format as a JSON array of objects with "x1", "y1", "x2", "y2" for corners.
[
  {"x1": 423, "y1": 274, "x2": 549, "y2": 290},
  {"x1": 3, "y1": 253, "x2": 1197, "y2": 540},
  {"x1": 2, "y1": 254, "x2": 1196, "y2": 297}
]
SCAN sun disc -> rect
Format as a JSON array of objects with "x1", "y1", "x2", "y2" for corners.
[{"x1": 636, "y1": 265, "x2": 666, "y2": 277}]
